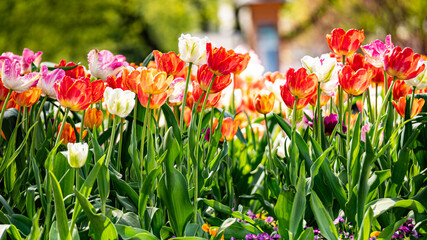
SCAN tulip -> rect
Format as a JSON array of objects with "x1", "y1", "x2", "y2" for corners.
[
  {"x1": 264, "y1": 78, "x2": 286, "y2": 101},
  {"x1": 169, "y1": 77, "x2": 186, "y2": 106},
  {"x1": 221, "y1": 117, "x2": 240, "y2": 141},
  {"x1": 393, "y1": 97, "x2": 425, "y2": 118},
  {"x1": 57, "y1": 122, "x2": 86, "y2": 145},
  {"x1": 188, "y1": 81, "x2": 221, "y2": 112},
  {"x1": 301, "y1": 54, "x2": 338, "y2": 83},
  {"x1": 339, "y1": 65, "x2": 373, "y2": 96},
  {"x1": 254, "y1": 90, "x2": 275, "y2": 114},
  {"x1": 11, "y1": 87, "x2": 42, "y2": 107},
  {"x1": 405, "y1": 60, "x2": 427, "y2": 90},
  {"x1": 21, "y1": 48, "x2": 43, "y2": 74},
  {"x1": 153, "y1": 50, "x2": 185, "y2": 76},
  {"x1": 107, "y1": 75, "x2": 126, "y2": 90},
  {"x1": 67, "y1": 142, "x2": 89, "y2": 168},
  {"x1": 371, "y1": 66, "x2": 386, "y2": 84},
  {"x1": 137, "y1": 88, "x2": 173, "y2": 110},
  {"x1": 103, "y1": 87, "x2": 136, "y2": 118},
  {"x1": 393, "y1": 80, "x2": 412, "y2": 101},
  {"x1": 206, "y1": 42, "x2": 249, "y2": 76},
  {"x1": 384, "y1": 46, "x2": 425, "y2": 80},
  {"x1": 84, "y1": 108, "x2": 103, "y2": 130},
  {"x1": 324, "y1": 113, "x2": 347, "y2": 136},
  {"x1": 178, "y1": 34, "x2": 209, "y2": 65},
  {"x1": 285, "y1": 67, "x2": 318, "y2": 99},
  {"x1": 55, "y1": 76, "x2": 104, "y2": 111},
  {"x1": 1, "y1": 58, "x2": 40, "y2": 93},
  {"x1": 326, "y1": 28, "x2": 365, "y2": 56},
  {"x1": 197, "y1": 64, "x2": 232, "y2": 93},
  {"x1": 280, "y1": 84, "x2": 310, "y2": 110},
  {"x1": 37, "y1": 65, "x2": 65, "y2": 99},
  {"x1": 121, "y1": 67, "x2": 141, "y2": 93},
  {"x1": 309, "y1": 91, "x2": 331, "y2": 107},
  {"x1": 88, "y1": 49, "x2": 128, "y2": 80},
  {"x1": 346, "y1": 53, "x2": 373, "y2": 71},
  {"x1": 263, "y1": 71, "x2": 285, "y2": 83},
  {"x1": 0, "y1": 79, "x2": 10, "y2": 101},
  {"x1": 236, "y1": 50, "x2": 264, "y2": 83},
  {"x1": 361, "y1": 35, "x2": 394, "y2": 68},
  {"x1": 138, "y1": 67, "x2": 174, "y2": 95},
  {"x1": 181, "y1": 106, "x2": 192, "y2": 127},
  {"x1": 55, "y1": 59, "x2": 88, "y2": 79}
]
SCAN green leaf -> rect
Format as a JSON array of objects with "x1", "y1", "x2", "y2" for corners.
[
  {"x1": 74, "y1": 188, "x2": 118, "y2": 240},
  {"x1": 368, "y1": 198, "x2": 425, "y2": 217},
  {"x1": 289, "y1": 163, "x2": 306, "y2": 238},
  {"x1": 49, "y1": 171, "x2": 71, "y2": 240},
  {"x1": 142, "y1": 52, "x2": 154, "y2": 67},
  {"x1": 49, "y1": 221, "x2": 80, "y2": 240},
  {"x1": 275, "y1": 189, "x2": 293, "y2": 239},
  {"x1": 26, "y1": 209, "x2": 41, "y2": 240},
  {"x1": 310, "y1": 192, "x2": 339, "y2": 240},
  {"x1": 296, "y1": 227, "x2": 314, "y2": 240},
  {"x1": 138, "y1": 167, "x2": 162, "y2": 228},
  {"x1": 115, "y1": 224, "x2": 159, "y2": 240},
  {"x1": 357, "y1": 207, "x2": 373, "y2": 240},
  {"x1": 0, "y1": 224, "x2": 22, "y2": 240},
  {"x1": 376, "y1": 218, "x2": 408, "y2": 240}
]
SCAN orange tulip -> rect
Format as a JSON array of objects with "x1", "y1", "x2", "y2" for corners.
[
  {"x1": 384, "y1": 46, "x2": 425, "y2": 80},
  {"x1": 0, "y1": 78, "x2": 10, "y2": 101},
  {"x1": 254, "y1": 90, "x2": 275, "y2": 114},
  {"x1": 285, "y1": 67, "x2": 318, "y2": 99},
  {"x1": 153, "y1": 50, "x2": 185, "y2": 76},
  {"x1": 137, "y1": 86, "x2": 173, "y2": 109},
  {"x1": 206, "y1": 42, "x2": 249, "y2": 76},
  {"x1": 57, "y1": 122, "x2": 87, "y2": 145},
  {"x1": 84, "y1": 108, "x2": 103, "y2": 130},
  {"x1": 11, "y1": 87, "x2": 42, "y2": 107},
  {"x1": 180, "y1": 106, "x2": 192, "y2": 127},
  {"x1": 221, "y1": 117, "x2": 239, "y2": 141},
  {"x1": 309, "y1": 92, "x2": 331, "y2": 107},
  {"x1": 339, "y1": 65, "x2": 373, "y2": 96},
  {"x1": 138, "y1": 68, "x2": 174, "y2": 95},
  {"x1": 107, "y1": 75, "x2": 126, "y2": 90},
  {"x1": 263, "y1": 71, "x2": 285, "y2": 83},
  {"x1": 326, "y1": 28, "x2": 365, "y2": 56},
  {"x1": 232, "y1": 52, "x2": 251, "y2": 75},
  {"x1": 393, "y1": 97, "x2": 425, "y2": 118},
  {"x1": 188, "y1": 81, "x2": 221, "y2": 112},
  {"x1": 197, "y1": 64, "x2": 231, "y2": 93},
  {"x1": 54, "y1": 76, "x2": 104, "y2": 111},
  {"x1": 393, "y1": 80, "x2": 412, "y2": 101},
  {"x1": 122, "y1": 68, "x2": 141, "y2": 93},
  {"x1": 280, "y1": 84, "x2": 310, "y2": 110}
]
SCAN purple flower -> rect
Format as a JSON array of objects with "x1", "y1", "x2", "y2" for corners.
[
  {"x1": 333, "y1": 216, "x2": 345, "y2": 225},
  {"x1": 265, "y1": 216, "x2": 274, "y2": 223},
  {"x1": 88, "y1": 49, "x2": 128, "y2": 80},
  {"x1": 204, "y1": 128, "x2": 211, "y2": 142},
  {"x1": 245, "y1": 234, "x2": 257, "y2": 240},
  {"x1": 324, "y1": 113, "x2": 347, "y2": 136},
  {"x1": 270, "y1": 234, "x2": 281, "y2": 239}
]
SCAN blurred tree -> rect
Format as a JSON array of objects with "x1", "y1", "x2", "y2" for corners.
[
  {"x1": 280, "y1": 0, "x2": 427, "y2": 53},
  {"x1": 0, "y1": 0, "x2": 219, "y2": 64}
]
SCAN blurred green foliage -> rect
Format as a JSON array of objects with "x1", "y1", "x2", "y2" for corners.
[{"x1": 0, "y1": 0, "x2": 218, "y2": 64}]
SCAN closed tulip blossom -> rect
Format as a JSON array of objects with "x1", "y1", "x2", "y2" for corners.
[
  {"x1": 11, "y1": 87, "x2": 42, "y2": 107},
  {"x1": 405, "y1": 60, "x2": 427, "y2": 90},
  {"x1": 221, "y1": 117, "x2": 239, "y2": 141},
  {"x1": 188, "y1": 81, "x2": 221, "y2": 112},
  {"x1": 21, "y1": 48, "x2": 43, "y2": 74},
  {"x1": 1, "y1": 58, "x2": 41, "y2": 93},
  {"x1": 178, "y1": 34, "x2": 209, "y2": 65},
  {"x1": 139, "y1": 67, "x2": 174, "y2": 95},
  {"x1": 57, "y1": 122, "x2": 86, "y2": 145},
  {"x1": 254, "y1": 90, "x2": 275, "y2": 114},
  {"x1": 361, "y1": 35, "x2": 394, "y2": 68},
  {"x1": 67, "y1": 142, "x2": 89, "y2": 168},
  {"x1": 280, "y1": 84, "x2": 310, "y2": 110},
  {"x1": 103, "y1": 87, "x2": 135, "y2": 118},
  {"x1": 326, "y1": 28, "x2": 365, "y2": 56},
  {"x1": 168, "y1": 77, "x2": 186, "y2": 106},
  {"x1": 285, "y1": 67, "x2": 318, "y2": 99},
  {"x1": 54, "y1": 76, "x2": 104, "y2": 111},
  {"x1": 393, "y1": 97, "x2": 425, "y2": 118},
  {"x1": 37, "y1": 65, "x2": 65, "y2": 99},
  {"x1": 339, "y1": 65, "x2": 373, "y2": 96},
  {"x1": 206, "y1": 42, "x2": 249, "y2": 76},
  {"x1": 197, "y1": 64, "x2": 232, "y2": 93},
  {"x1": 88, "y1": 49, "x2": 128, "y2": 80},
  {"x1": 153, "y1": 50, "x2": 185, "y2": 76},
  {"x1": 384, "y1": 46, "x2": 425, "y2": 80},
  {"x1": 84, "y1": 108, "x2": 103, "y2": 130},
  {"x1": 121, "y1": 67, "x2": 141, "y2": 93},
  {"x1": 393, "y1": 80, "x2": 412, "y2": 101}
]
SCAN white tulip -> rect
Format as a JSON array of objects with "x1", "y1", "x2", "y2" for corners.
[
  {"x1": 103, "y1": 87, "x2": 135, "y2": 118},
  {"x1": 67, "y1": 142, "x2": 89, "y2": 168},
  {"x1": 405, "y1": 60, "x2": 427, "y2": 90},
  {"x1": 301, "y1": 54, "x2": 338, "y2": 83},
  {"x1": 178, "y1": 34, "x2": 209, "y2": 65}
]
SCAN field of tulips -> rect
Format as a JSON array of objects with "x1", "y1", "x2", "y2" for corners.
[{"x1": 0, "y1": 29, "x2": 427, "y2": 240}]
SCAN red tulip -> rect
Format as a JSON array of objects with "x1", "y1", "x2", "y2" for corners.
[
  {"x1": 280, "y1": 84, "x2": 310, "y2": 110},
  {"x1": 326, "y1": 28, "x2": 365, "y2": 56},
  {"x1": 384, "y1": 46, "x2": 425, "y2": 80},
  {"x1": 55, "y1": 59, "x2": 89, "y2": 79},
  {"x1": 153, "y1": 50, "x2": 185, "y2": 76},
  {"x1": 0, "y1": 78, "x2": 10, "y2": 101},
  {"x1": 187, "y1": 81, "x2": 221, "y2": 112},
  {"x1": 197, "y1": 64, "x2": 231, "y2": 93},
  {"x1": 393, "y1": 97, "x2": 424, "y2": 118},
  {"x1": 206, "y1": 42, "x2": 249, "y2": 76},
  {"x1": 392, "y1": 80, "x2": 412, "y2": 101},
  {"x1": 339, "y1": 65, "x2": 373, "y2": 96},
  {"x1": 285, "y1": 67, "x2": 318, "y2": 99}
]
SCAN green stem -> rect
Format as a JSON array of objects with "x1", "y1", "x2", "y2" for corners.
[
  {"x1": 292, "y1": 97, "x2": 298, "y2": 133},
  {"x1": 375, "y1": 83, "x2": 378, "y2": 120},
  {"x1": 80, "y1": 109, "x2": 86, "y2": 143},
  {"x1": 55, "y1": 108, "x2": 70, "y2": 147},
  {"x1": 140, "y1": 94, "x2": 152, "y2": 182},
  {"x1": 193, "y1": 74, "x2": 216, "y2": 222},
  {"x1": 410, "y1": 86, "x2": 416, "y2": 116},
  {"x1": 117, "y1": 119, "x2": 124, "y2": 172},
  {"x1": 180, "y1": 62, "x2": 193, "y2": 130},
  {"x1": 264, "y1": 114, "x2": 274, "y2": 172},
  {"x1": 346, "y1": 95, "x2": 352, "y2": 153},
  {"x1": 315, "y1": 82, "x2": 321, "y2": 143},
  {"x1": 0, "y1": 90, "x2": 12, "y2": 135},
  {"x1": 102, "y1": 116, "x2": 119, "y2": 214}
]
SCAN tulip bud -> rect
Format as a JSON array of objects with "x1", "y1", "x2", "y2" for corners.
[
  {"x1": 67, "y1": 142, "x2": 88, "y2": 168},
  {"x1": 221, "y1": 117, "x2": 239, "y2": 141},
  {"x1": 84, "y1": 108, "x2": 103, "y2": 130},
  {"x1": 103, "y1": 87, "x2": 135, "y2": 118},
  {"x1": 254, "y1": 90, "x2": 275, "y2": 114}
]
